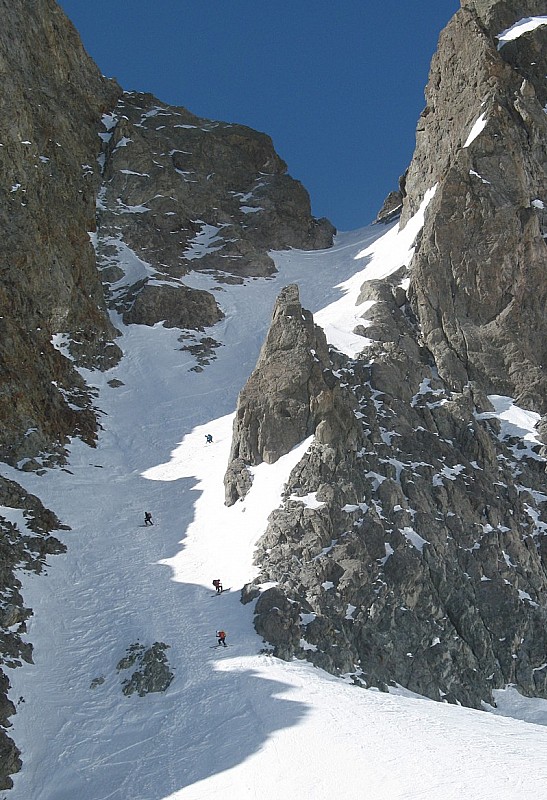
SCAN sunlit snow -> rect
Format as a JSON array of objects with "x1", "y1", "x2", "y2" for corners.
[
  {"x1": 476, "y1": 394, "x2": 542, "y2": 460},
  {"x1": 313, "y1": 186, "x2": 437, "y2": 357},
  {"x1": 463, "y1": 113, "x2": 488, "y2": 148},
  {"x1": 497, "y1": 16, "x2": 547, "y2": 49}
]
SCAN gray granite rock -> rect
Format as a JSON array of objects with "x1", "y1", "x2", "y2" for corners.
[{"x1": 224, "y1": 284, "x2": 360, "y2": 504}]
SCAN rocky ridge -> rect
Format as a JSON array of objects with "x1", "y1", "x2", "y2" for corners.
[
  {"x1": 224, "y1": 284, "x2": 359, "y2": 505},
  {"x1": 230, "y1": 1, "x2": 547, "y2": 709},
  {"x1": 237, "y1": 268, "x2": 547, "y2": 708},
  {"x1": 0, "y1": 477, "x2": 67, "y2": 788},
  {"x1": 94, "y1": 91, "x2": 334, "y2": 343}
]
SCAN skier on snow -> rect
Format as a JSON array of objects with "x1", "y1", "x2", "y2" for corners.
[{"x1": 212, "y1": 579, "x2": 223, "y2": 594}]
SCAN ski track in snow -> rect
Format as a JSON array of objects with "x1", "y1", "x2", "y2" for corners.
[{"x1": 3, "y1": 223, "x2": 547, "y2": 799}]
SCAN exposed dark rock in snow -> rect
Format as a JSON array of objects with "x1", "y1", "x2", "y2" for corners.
[
  {"x1": 116, "y1": 642, "x2": 174, "y2": 697},
  {"x1": 0, "y1": 476, "x2": 67, "y2": 789}
]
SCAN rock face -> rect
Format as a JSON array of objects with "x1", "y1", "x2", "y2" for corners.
[
  {"x1": 237, "y1": 1, "x2": 547, "y2": 710},
  {"x1": 95, "y1": 91, "x2": 334, "y2": 334},
  {"x1": 121, "y1": 281, "x2": 223, "y2": 330},
  {"x1": 244, "y1": 271, "x2": 547, "y2": 708},
  {"x1": 224, "y1": 285, "x2": 360, "y2": 505},
  {"x1": 400, "y1": 0, "x2": 547, "y2": 417},
  {"x1": 0, "y1": 0, "x2": 123, "y2": 472}
]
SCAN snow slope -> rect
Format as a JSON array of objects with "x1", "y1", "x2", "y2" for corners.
[{"x1": 3, "y1": 220, "x2": 547, "y2": 800}]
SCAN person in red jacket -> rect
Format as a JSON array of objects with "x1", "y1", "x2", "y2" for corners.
[
  {"x1": 212, "y1": 579, "x2": 223, "y2": 594},
  {"x1": 217, "y1": 630, "x2": 227, "y2": 647}
]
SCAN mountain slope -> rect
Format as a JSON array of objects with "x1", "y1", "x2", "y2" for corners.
[
  {"x1": 1, "y1": 0, "x2": 547, "y2": 794},
  {"x1": 4, "y1": 228, "x2": 547, "y2": 800},
  {"x1": 0, "y1": 1, "x2": 332, "y2": 784}
]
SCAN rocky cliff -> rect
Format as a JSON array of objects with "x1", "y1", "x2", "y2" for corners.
[
  {"x1": 0, "y1": 0, "x2": 123, "y2": 472},
  {"x1": 239, "y1": 276, "x2": 547, "y2": 707},
  {"x1": 0, "y1": 0, "x2": 122, "y2": 784},
  {"x1": 402, "y1": 0, "x2": 547, "y2": 414},
  {"x1": 229, "y1": 1, "x2": 547, "y2": 710},
  {"x1": 96, "y1": 91, "x2": 334, "y2": 333},
  {"x1": 224, "y1": 284, "x2": 359, "y2": 505},
  {"x1": 0, "y1": 0, "x2": 333, "y2": 787}
]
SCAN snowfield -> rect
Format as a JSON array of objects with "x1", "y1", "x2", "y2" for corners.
[{"x1": 3, "y1": 219, "x2": 547, "y2": 799}]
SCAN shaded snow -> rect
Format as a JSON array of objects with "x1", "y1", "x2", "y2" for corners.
[{"x1": 182, "y1": 222, "x2": 226, "y2": 260}]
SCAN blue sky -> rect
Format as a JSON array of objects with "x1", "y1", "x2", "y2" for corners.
[{"x1": 59, "y1": 0, "x2": 460, "y2": 231}]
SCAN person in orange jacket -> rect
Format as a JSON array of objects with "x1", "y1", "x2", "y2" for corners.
[{"x1": 217, "y1": 630, "x2": 227, "y2": 647}]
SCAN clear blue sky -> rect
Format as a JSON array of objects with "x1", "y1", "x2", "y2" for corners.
[{"x1": 58, "y1": 0, "x2": 460, "y2": 231}]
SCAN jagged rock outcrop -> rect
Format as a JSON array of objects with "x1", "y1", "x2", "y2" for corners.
[
  {"x1": 375, "y1": 173, "x2": 407, "y2": 224},
  {"x1": 244, "y1": 266, "x2": 547, "y2": 708},
  {"x1": 238, "y1": 1, "x2": 547, "y2": 710},
  {"x1": 95, "y1": 92, "x2": 335, "y2": 330},
  {"x1": 121, "y1": 281, "x2": 223, "y2": 330},
  {"x1": 0, "y1": 477, "x2": 67, "y2": 789},
  {"x1": 224, "y1": 284, "x2": 360, "y2": 504},
  {"x1": 374, "y1": 189, "x2": 404, "y2": 224},
  {"x1": 400, "y1": 0, "x2": 547, "y2": 418}
]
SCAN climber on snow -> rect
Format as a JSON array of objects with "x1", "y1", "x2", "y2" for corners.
[
  {"x1": 217, "y1": 630, "x2": 227, "y2": 647},
  {"x1": 144, "y1": 511, "x2": 153, "y2": 526},
  {"x1": 212, "y1": 579, "x2": 223, "y2": 594},
  {"x1": 205, "y1": 433, "x2": 213, "y2": 444}
]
